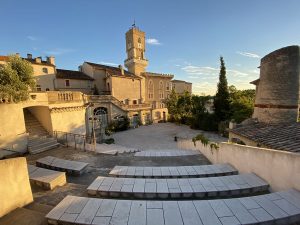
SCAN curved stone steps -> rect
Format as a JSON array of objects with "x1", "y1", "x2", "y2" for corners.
[
  {"x1": 109, "y1": 164, "x2": 238, "y2": 178},
  {"x1": 36, "y1": 156, "x2": 89, "y2": 176},
  {"x1": 134, "y1": 149, "x2": 200, "y2": 157},
  {"x1": 87, "y1": 174, "x2": 269, "y2": 199},
  {"x1": 46, "y1": 189, "x2": 300, "y2": 225}
]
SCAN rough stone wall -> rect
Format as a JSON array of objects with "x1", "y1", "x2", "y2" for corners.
[{"x1": 253, "y1": 45, "x2": 300, "y2": 123}]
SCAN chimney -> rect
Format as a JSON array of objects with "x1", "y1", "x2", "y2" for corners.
[
  {"x1": 27, "y1": 54, "x2": 32, "y2": 59},
  {"x1": 46, "y1": 56, "x2": 55, "y2": 65},
  {"x1": 35, "y1": 57, "x2": 42, "y2": 63},
  {"x1": 119, "y1": 65, "x2": 124, "y2": 75}
]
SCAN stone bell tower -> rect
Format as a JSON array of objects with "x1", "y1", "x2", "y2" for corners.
[{"x1": 124, "y1": 25, "x2": 148, "y2": 76}]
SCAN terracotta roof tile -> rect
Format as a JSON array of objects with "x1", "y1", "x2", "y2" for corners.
[
  {"x1": 230, "y1": 122, "x2": 300, "y2": 152},
  {"x1": 85, "y1": 62, "x2": 140, "y2": 79},
  {"x1": 56, "y1": 69, "x2": 94, "y2": 80}
]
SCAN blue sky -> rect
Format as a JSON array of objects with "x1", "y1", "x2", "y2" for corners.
[{"x1": 1, "y1": 0, "x2": 300, "y2": 95}]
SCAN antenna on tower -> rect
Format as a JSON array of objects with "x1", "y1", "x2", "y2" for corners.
[{"x1": 132, "y1": 19, "x2": 136, "y2": 28}]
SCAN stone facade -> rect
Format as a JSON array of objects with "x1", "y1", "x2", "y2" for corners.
[
  {"x1": 252, "y1": 45, "x2": 300, "y2": 123},
  {"x1": 171, "y1": 79, "x2": 192, "y2": 94}
]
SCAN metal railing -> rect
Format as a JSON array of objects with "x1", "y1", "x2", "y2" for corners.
[{"x1": 53, "y1": 131, "x2": 92, "y2": 151}]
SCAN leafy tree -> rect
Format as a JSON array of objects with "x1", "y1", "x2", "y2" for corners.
[
  {"x1": 229, "y1": 85, "x2": 255, "y2": 123},
  {"x1": 213, "y1": 56, "x2": 231, "y2": 122},
  {"x1": 0, "y1": 55, "x2": 35, "y2": 102},
  {"x1": 164, "y1": 89, "x2": 178, "y2": 120}
]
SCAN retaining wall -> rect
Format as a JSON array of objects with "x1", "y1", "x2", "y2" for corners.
[{"x1": 178, "y1": 139, "x2": 300, "y2": 191}]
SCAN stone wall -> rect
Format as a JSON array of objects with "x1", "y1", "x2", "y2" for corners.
[
  {"x1": 0, "y1": 104, "x2": 28, "y2": 153},
  {"x1": 178, "y1": 139, "x2": 300, "y2": 191},
  {"x1": 253, "y1": 45, "x2": 300, "y2": 123},
  {"x1": 0, "y1": 157, "x2": 33, "y2": 217}
]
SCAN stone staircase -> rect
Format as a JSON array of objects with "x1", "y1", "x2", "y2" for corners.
[{"x1": 24, "y1": 109, "x2": 59, "y2": 154}]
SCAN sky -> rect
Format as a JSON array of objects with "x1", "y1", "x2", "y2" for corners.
[{"x1": 1, "y1": 0, "x2": 300, "y2": 95}]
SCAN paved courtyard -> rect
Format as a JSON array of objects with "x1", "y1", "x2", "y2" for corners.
[{"x1": 112, "y1": 122, "x2": 227, "y2": 150}]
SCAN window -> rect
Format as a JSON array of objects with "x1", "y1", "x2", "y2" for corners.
[
  {"x1": 65, "y1": 80, "x2": 70, "y2": 87},
  {"x1": 133, "y1": 100, "x2": 137, "y2": 104},
  {"x1": 148, "y1": 80, "x2": 154, "y2": 99},
  {"x1": 42, "y1": 67, "x2": 48, "y2": 74},
  {"x1": 46, "y1": 88, "x2": 50, "y2": 91},
  {"x1": 36, "y1": 85, "x2": 41, "y2": 92}
]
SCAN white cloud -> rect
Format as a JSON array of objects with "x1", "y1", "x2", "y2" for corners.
[
  {"x1": 27, "y1": 35, "x2": 37, "y2": 41},
  {"x1": 98, "y1": 61, "x2": 118, "y2": 67},
  {"x1": 236, "y1": 51, "x2": 260, "y2": 58},
  {"x1": 146, "y1": 38, "x2": 162, "y2": 45},
  {"x1": 43, "y1": 48, "x2": 75, "y2": 55}
]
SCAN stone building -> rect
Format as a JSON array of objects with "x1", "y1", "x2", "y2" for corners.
[
  {"x1": 229, "y1": 46, "x2": 300, "y2": 151},
  {"x1": 0, "y1": 54, "x2": 56, "y2": 91},
  {"x1": 0, "y1": 25, "x2": 193, "y2": 157},
  {"x1": 171, "y1": 79, "x2": 192, "y2": 95}
]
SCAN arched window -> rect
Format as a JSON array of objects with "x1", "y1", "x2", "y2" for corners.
[
  {"x1": 159, "y1": 81, "x2": 164, "y2": 99},
  {"x1": 148, "y1": 80, "x2": 154, "y2": 99},
  {"x1": 138, "y1": 38, "x2": 141, "y2": 43}
]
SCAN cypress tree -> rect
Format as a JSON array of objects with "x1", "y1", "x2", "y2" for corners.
[{"x1": 214, "y1": 56, "x2": 231, "y2": 121}]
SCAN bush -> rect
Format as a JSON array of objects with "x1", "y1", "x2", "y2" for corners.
[
  {"x1": 103, "y1": 138, "x2": 115, "y2": 144},
  {"x1": 105, "y1": 116, "x2": 130, "y2": 134}
]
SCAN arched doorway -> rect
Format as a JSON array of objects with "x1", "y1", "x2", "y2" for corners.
[{"x1": 93, "y1": 107, "x2": 108, "y2": 129}]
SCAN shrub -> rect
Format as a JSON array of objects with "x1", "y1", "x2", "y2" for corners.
[{"x1": 103, "y1": 138, "x2": 115, "y2": 144}]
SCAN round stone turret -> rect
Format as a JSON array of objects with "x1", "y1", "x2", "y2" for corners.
[{"x1": 252, "y1": 45, "x2": 300, "y2": 123}]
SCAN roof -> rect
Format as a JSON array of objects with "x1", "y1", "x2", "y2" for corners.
[
  {"x1": 230, "y1": 122, "x2": 300, "y2": 152},
  {"x1": 24, "y1": 58, "x2": 54, "y2": 67},
  {"x1": 0, "y1": 55, "x2": 54, "y2": 67},
  {"x1": 142, "y1": 72, "x2": 174, "y2": 78},
  {"x1": 0, "y1": 56, "x2": 9, "y2": 61},
  {"x1": 56, "y1": 69, "x2": 94, "y2": 81},
  {"x1": 172, "y1": 79, "x2": 192, "y2": 84},
  {"x1": 250, "y1": 79, "x2": 260, "y2": 85},
  {"x1": 85, "y1": 62, "x2": 140, "y2": 79}
]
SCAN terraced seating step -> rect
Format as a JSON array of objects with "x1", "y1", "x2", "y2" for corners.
[
  {"x1": 28, "y1": 165, "x2": 66, "y2": 190},
  {"x1": 109, "y1": 164, "x2": 237, "y2": 178},
  {"x1": 134, "y1": 149, "x2": 200, "y2": 157},
  {"x1": 87, "y1": 173, "x2": 269, "y2": 199},
  {"x1": 46, "y1": 189, "x2": 300, "y2": 225},
  {"x1": 36, "y1": 156, "x2": 89, "y2": 175}
]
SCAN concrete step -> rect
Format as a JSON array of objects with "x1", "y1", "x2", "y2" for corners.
[{"x1": 28, "y1": 143, "x2": 60, "y2": 155}]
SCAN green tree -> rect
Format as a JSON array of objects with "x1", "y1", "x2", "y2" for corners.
[
  {"x1": 0, "y1": 55, "x2": 35, "y2": 102},
  {"x1": 214, "y1": 56, "x2": 231, "y2": 121},
  {"x1": 229, "y1": 85, "x2": 255, "y2": 123}
]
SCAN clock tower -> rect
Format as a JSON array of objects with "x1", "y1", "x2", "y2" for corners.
[{"x1": 124, "y1": 26, "x2": 148, "y2": 76}]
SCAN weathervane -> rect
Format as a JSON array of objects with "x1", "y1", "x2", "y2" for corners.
[{"x1": 132, "y1": 19, "x2": 136, "y2": 28}]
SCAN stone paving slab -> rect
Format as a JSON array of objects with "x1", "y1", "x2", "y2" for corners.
[
  {"x1": 87, "y1": 173, "x2": 269, "y2": 199},
  {"x1": 28, "y1": 165, "x2": 66, "y2": 190},
  {"x1": 46, "y1": 189, "x2": 300, "y2": 225},
  {"x1": 109, "y1": 164, "x2": 238, "y2": 178},
  {"x1": 134, "y1": 149, "x2": 200, "y2": 157},
  {"x1": 36, "y1": 156, "x2": 89, "y2": 176}
]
